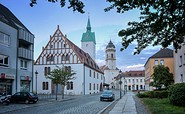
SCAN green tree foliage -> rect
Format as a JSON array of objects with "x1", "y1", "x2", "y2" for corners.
[
  {"x1": 151, "y1": 65, "x2": 173, "y2": 90},
  {"x1": 30, "y1": 0, "x2": 85, "y2": 13},
  {"x1": 105, "y1": 0, "x2": 185, "y2": 54},
  {"x1": 47, "y1": 65, "x2": 76, "y2": 100},
  {"x1": 30, "y1": 0, "x2": 185, "y2": 54}
]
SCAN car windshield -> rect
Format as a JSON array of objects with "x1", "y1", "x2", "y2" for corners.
[{"x1": 102, "y1": 90, "x2": 112, "y2": 94}]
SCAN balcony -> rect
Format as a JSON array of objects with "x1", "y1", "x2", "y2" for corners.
[
  {"x1": 18, "y1": 29, "x2": 34, "y2": 44},
  {"x1": 18, "y1": 47, "x2": 33, "y2": 60}
]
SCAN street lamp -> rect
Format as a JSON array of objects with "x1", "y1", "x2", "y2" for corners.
[
  {"x1": 119, "y1": 70, "x2": 122, "y2": 99},
  {"x1": 35, "y1": 70, "x2": 38, "y2": 94}
]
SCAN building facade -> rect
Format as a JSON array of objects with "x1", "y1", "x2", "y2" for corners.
[
  {"x1": 144, "y1": 48, "x2": 174, "y2": 90},
  {"x1": 174, "y1": 41, "x2": 185, "y2": 83},
  {"x1": 34, "y1": 25, "x2": 104, "y2": 95},
  {"x1": 114, "y1": 70, "x2": 145, "y2": 91},
  {"x1": 0, "y1": 4, "x2": 34, "y2": 95}
]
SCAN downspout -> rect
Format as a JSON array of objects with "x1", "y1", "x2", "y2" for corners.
[
  {"x1": 16, "y1": 29, "x2": 19, "y2": 92},
  {"x1": 83, "y1": 64, "x2": 85, "y2": 95},
  {"x1": 31, "y1": 35, "x2": 35, "y2": 92}
]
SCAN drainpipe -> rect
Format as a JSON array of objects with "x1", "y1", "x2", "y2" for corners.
[
  {"x1": 83, "y1": 64, "x2": 85, "y2": 95},
  {"x1": 16, "y1": 29, "x2": 19, "y2": 93}
]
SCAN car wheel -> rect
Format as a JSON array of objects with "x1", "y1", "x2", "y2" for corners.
[{"x1": 25, "y1": 100, "x2": 29, "y2": 104}]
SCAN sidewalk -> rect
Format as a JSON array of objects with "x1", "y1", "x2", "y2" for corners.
[{"x1": 109, "y1": 91, "x2": 137, "y2": 114}]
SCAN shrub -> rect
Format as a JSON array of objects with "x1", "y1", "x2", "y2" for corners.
[
  {"x1": 168, "y1": 83, "x2": 185, "y2": 106},
  {"x1": 136, "y1": 92, "x2": 149, "y2": 98}
]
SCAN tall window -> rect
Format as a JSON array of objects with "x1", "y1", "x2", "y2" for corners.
[
  {"x1": 0, "y1": 32, "x2": 10, "y2": 46},
  {"x1": 140, "y1": 79, "x2": 142, "y2": 82},
  {"x1": 61, "y1": 54, "x2": 65, "y2": 61},
  {"x1": 42, "y1": 82, "x2": 49, "y2": 90},
  {"x1": 0, "y1": 54, "x2": 8, "y2": 67},
  {"x1": 97, "y1": 84, "x2": 99, "y2": 90},
  {"x1": 66, "y1": 54, "x2": 69, "y2": 61},
  {"x1": 111, "y1": 54, "x2": 113, "y2": 58},
  {"x1": 44, "y1": 67, "x2": 50, "y2": 76},
  {"x1": 89, "y1": 83, "x2": 91, "y2": 90},
  {"x1": 154, "y1": 60, "x2": 158, "y2": 65},
  {"x1": 97, "y1": 73, "x2": 99, "y2": 79},
  {"x1": 94, "y1": 72, "x2": 95, "y2": 78},
  {"x1": 20, "y1": 60, "x2": 28, "y2": 69},
  {"x1": 67, "y1": 81, "x2": 73, "y2": 90},
  {"x1": 179, "y1": 56, "x2": 183, "y2": 67},
  {"x1": 89, "y1": 70, "x2": 91, "y2": 77},
  {"x1": 94, "y1": 83, "x2": 95, "y2": 90},
  {"x1": 160, "y1": 59, "x2": 164, "y2": 65}
]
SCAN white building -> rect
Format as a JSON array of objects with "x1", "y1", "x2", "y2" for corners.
[
  {"x1": 34, "y1": 24, "x2": 104, "y2": 95},
  {"x1": 100, "y1": 41, "x2": 119, "y2": 88},
  {"x1": 114, "y1": 70, "x2": 145, "y2": 91},
  {"x1": 174, "y1": 40, "x2": 185, "y2": 83},
  {"x1": 0, "y1": 4, "x2": 34, "y2": 95}
]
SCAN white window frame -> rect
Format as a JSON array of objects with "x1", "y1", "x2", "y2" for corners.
[
  {"x1": 0, "y1": 54, "x2": 9, "y2": 67},
  {"x1": 20, "y1": 60, "x2": 28, "y2": 70},
  {"x1": 154, "y1": 60, "x2": 158, "y2": 66},
  {"x1": 0, "y1": 32, "x2": 10, "y2": 46},
  {"x1": 160, "y1": 59, "x2": 164, "y2": 65},
  {"x1": 179, "y1": 56, "x2": 182, "y2": 67}
]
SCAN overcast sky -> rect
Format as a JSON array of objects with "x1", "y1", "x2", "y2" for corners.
[{"x1": 1, "y1": 0, "x2": 166, "y2": 71}]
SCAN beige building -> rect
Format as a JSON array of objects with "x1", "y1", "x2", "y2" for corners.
[{"x1": 144, "y1": 48, "x2": 174, "y2": 90}]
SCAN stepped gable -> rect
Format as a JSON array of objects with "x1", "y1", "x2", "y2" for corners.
[{"x1": 34, "y1": 25, "x2": 103, "y2": 73}]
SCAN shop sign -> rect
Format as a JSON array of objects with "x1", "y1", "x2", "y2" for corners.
[
  {"x1": 5, "y1": 74, "x2": 15, "y2": 79},
  {"x1": 20, "y1": 76, "x2": 30, "y2": 81},
  {"x1": 0, "y1": 73, "x2": 15, "y2": 79}
]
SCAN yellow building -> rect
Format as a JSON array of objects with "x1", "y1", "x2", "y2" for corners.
[{"x1": 144, "y1": 48, "x2": 174, "y2": 90}]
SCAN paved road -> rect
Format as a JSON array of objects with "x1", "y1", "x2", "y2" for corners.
[{"x1": 0, "y1": 90, "x2": 120, "y2": 114}]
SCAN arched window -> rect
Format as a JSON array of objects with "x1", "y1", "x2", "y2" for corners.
[
  {"x1": 61, "y1": 54, "x2": 65, "y2": 61},
  {"x1": 66, "y1": 54, "x2": 69, "y2": 61},
  {"x1": 111, "y1": 54, "x2": 113, "y2": 58}
]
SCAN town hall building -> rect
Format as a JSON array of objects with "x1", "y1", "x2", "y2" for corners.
[{"x1": 34, "y1": 18, "x2": 104, "y2": 95}]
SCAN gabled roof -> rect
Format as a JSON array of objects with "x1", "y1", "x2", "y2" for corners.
[
  {"x1": 144, "y1": 48, "x2": 173, "y2": 66},
  {"x1": 150, "y1": 48, "x2": 173, "y2": 58},
  {"x1": 114, "y1": 70, "x2": 145, "y2": 80},
  {"x1": 0, "y1": 4, "x2": 32, "y2": 34}
]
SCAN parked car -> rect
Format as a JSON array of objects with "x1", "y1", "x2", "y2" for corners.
[
  {"x1": 10, "y1": 92, "x2": 38, "y2": 104},
  {"x1": 100, "y1": 90, "x2": 115, "y2": 101}
]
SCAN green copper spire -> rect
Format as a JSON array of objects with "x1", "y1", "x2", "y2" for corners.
[
  {"x1": 81, "y1": 17, "x2": 96, "y2": 44},
  {"x1": 86, "y1": 17, "x2": 91, "y2": 31}
]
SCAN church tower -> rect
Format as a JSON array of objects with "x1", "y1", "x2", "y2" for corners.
[
  {"x1": 104, "y1": 40, "x2": 119, "y2": 85},
  {"x1": 81, "y1": 17, "x2": 96, "y2": 60},
  {"x1": 106, "y1": 40, "x2": 116, "y2": 69}
]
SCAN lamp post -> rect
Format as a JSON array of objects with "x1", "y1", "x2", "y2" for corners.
[
  {"x1": 35, "y1": 70, "x2": 38, "y2": 94},
  {"x1": 119, "y1": 70, "x2": 122, "y2": 99}
]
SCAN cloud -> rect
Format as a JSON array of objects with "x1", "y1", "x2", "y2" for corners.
[
  {"x1": 119, "y1": 64, "x2": 144, "y2": 72},
  {"x1": 95, "y1": 59, "x2": 105, "y2": 66}
]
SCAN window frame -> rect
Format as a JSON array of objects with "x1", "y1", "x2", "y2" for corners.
[{"x1": 0, "y1": 54, "x2": 9, "y2": 67}]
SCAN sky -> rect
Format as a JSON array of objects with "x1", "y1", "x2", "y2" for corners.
[{"x1": 0, "y1": 0, "x2": 165, "y2": 71}]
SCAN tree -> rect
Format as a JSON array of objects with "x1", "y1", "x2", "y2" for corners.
[
  {"x1": 150, "y1": 65, "x2": 173, "y2": 90},
  {"x1": 30, "y1": 0, "x2": 85, "y2": 13},
  {"x1": 31, "y1": 0, "x2": 185, "y2": 54},
  {"x1": 47, "y1": 65, "x2": 76, "y2": 100}
]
